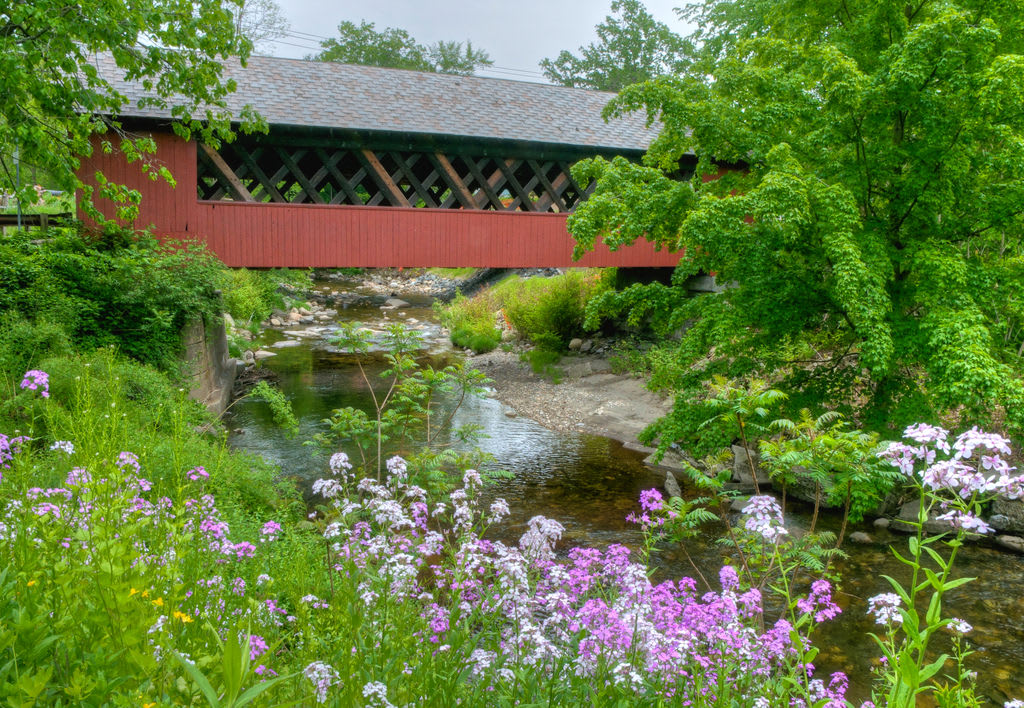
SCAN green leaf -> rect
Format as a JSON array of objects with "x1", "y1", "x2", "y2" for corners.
[{"x1": 174, "y1": 652, "x2": 221, "y2": 708}]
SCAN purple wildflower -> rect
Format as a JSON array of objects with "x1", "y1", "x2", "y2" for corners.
[
  {"x1": 116, "y1": 451, "x2": 140, "y2": 474},
  {"x1": 867, "y1": 593, "x2": 903, "y2": 626},
  {"x1": 948, "y1": 617, "x2": 972, "y2": 635},
  {"x1": 50, "y1": 440, "x2": 74, "y2": 455},
  {"x1": 66, "y1": 467, "x2": 91, "y2": 487},
  {"x1": 303, "y1": 661, "x2": 339, "y2": 704},
  {"x1": 20, "y1": 370, "x2": 49, "y2": 398},
  {"x1": 796, "y1": 579, "x2": 841, "y2": 623},
  {"x1": 639, "y1": 488, "x2": 664, "y2": 512},
  {"x1": 260, "y1": 520, "x2": 282, "y2": 541},
  {"x1": 742, "y1": 495, "x2": 788, "y2": 542},
  {"x1": 248, "y1": 634, "x2": 268, "y2": 660}
]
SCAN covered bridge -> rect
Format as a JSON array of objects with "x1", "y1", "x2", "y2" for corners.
[{"x1": 80, "y1": 55, "x2": 687, "y2": 268}]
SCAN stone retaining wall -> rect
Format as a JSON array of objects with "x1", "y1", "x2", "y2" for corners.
[{"x1": 182, "y1": 317, "x2": 235, "y2": 416}]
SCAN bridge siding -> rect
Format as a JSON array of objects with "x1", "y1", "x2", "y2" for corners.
[{"x1": 79, "y1": 132, "x2": 680, "y2": 269}]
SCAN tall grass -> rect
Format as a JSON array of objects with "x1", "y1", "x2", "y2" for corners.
[{"x1": 438, "y1": 269, "x2": 612, "y2": 354}]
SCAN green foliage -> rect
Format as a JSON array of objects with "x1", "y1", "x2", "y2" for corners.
[
  {"x1": 221, "y1": 268, "x2": 309, "y2": 330},
  {"x1": 438, "y1": 270, "x2": 611, "y2": 353},
  {"x1": 496, "y1": 270, "x2": 610, "y2": 346},
  {"x1": 0, "y1": 0, "x2": 260, "y2": 217},
  {"x1": 248, "y1": 381, "x2": 299, "y2": 438},
  {"x1": 520, "y1": 343, "x2": 563, "y2": 383},
  {"x1": 0, "y1": 229, "x2": 226, "y2": 371},
  {"x1": 314, "y1": 322, "x2": 493, "y2": 489},
  {"x1": 540, "y1": 0, "x2": 691, "y2": 91},
  {"x1": 427, "y1": 267, "x2": 477, "y2": 279},
  {"x1": 571, "y1": 0, "x2": 1024, "y2": 438},
  {"x1": 312, "y1": 20, "x2": 492, "y2": 75},
  {"x1": 0, "y1": 353, "x2": 309, "y2": 705},
  {"x1": 436, "y1": 291, "x2": 501, "y2": 354},
  {"x1": 761, "y1": 409, "x2": 899, "y2": 545}
]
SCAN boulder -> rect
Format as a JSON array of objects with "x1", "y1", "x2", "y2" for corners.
[
  {"x1": 990, "y1": 498, "x2": 1024, "y2": 533},
  {"x1": 873, "y1": 517, "x2": 891, "y2": 530},
  {"x1": 644, "y1": 449, "x2": 698, "y2": 475},
  {"x1": 269, "y1": 317, "x2": 283, "y2": 326},
  {"x1": 253, "y1": 349, "x2": 276, "y2": 360},
  {"x1": 243, "y1": 350, "x2": 256, "y2": 364},
  {"x1": 384, "y1": 297, "x2": 410, "y2": 308},
  {"x1": 222, "y1": 312, "x2": 235, "y2": 329},
  {"x1": 732, "y1": 445, "x2": 771, "y2": 489},
  {"x1": 730, "y1": 496, "x2": 752, "y2": 513},
  {"x1": 849, "y1": 531, "x2": 874, "y2": 544},
  {"x1": 664, "y1": 470, "x2": 683, "y2": 499},
  {"x1": 580, "y1": 339, "x2": 593, "y2": 353},
  {"x1": 891, "y1": 499, "x2": 956, "y2": 535},
  {"x1": 568, "y1": 338, "x2": 583, "y2": 351},
  {"x1": 995, "y1": 535, "x2": 1024, "y2": 554}
]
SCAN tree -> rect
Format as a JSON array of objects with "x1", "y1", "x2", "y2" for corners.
[
  {"x1": 311, "y1": 21, "x2": 492, "y2": 76},
  {"x1": 0, "y1": 0, "x2": 257, "y2": 216},
  {"x1": 233, "y1": 0, "x2": 290, "y2": 53},
  {"x1": 572, "y1": 0, "x2": 1024, "y2": 441},
  {"x1": 539, "y1": 0, "x2": 690, "y2": 91}
]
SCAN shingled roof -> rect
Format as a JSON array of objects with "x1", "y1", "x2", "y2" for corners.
[{"x1": 92, "y1": 53, "x2": 659, "y2": 152}]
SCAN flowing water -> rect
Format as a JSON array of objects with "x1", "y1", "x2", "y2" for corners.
[{"x1": 227, "y1": 281, "x2": 1024, "y2": 704}]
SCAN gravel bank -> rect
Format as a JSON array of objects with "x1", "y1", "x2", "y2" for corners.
[{"x1": 468, "y1": 348, "x2": 672, "y2": 446}]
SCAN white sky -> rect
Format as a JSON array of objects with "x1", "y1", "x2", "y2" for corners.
[{"x1": 267, "y1": 0, "x2": 694, "y2": 83}]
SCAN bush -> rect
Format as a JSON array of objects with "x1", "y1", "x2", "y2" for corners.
[
  {"x1": 221, "y1": 268, "x2": 310, "y2": 329},
  {"x1": 435, "y1": 291, "x2": 502, "y2": 354},
  {"x1": 0, "y1": 227, "x2": 225, "y2": 371},
  {"x1": 439, "y1": 270, "x2": 610, "y2": 352}
]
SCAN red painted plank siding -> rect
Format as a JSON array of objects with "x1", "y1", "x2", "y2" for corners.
[{"x1": 78, "y1": 132, "x2": 681, "y2": 269}]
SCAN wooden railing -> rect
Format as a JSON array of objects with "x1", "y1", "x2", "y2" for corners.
[{"x1": 0, "y1": 212, "x2": 72, "y2": 231}]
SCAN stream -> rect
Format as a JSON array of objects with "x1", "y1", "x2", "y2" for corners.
[{"x1": 227, "y1": 279, "x2": 1024, "y2": 704}]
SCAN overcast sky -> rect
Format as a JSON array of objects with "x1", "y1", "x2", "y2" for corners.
[{"x1": 267, "y1": 0, "x2": 694, "y2": 83}]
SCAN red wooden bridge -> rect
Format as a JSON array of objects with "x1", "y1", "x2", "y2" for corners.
[{"x1": 79, "y1": 56, "x2": 687, "y2": 268}]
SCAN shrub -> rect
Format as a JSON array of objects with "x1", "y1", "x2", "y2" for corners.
[
  {"x1": 221, "y1": 268, "x2": 310, "y2": 330},
  {"x1": 439, "y1": 270, "x2": 610, "y2": 352},
  {"x1": 0, "y1": 227, "x2": 225, "y2": 371},
  {"x1": 497, "y1": 270, "x2": 607, "y2": 346},
  {"x1": 435, "y1": 291, "x2": 501, "y2": 354}
]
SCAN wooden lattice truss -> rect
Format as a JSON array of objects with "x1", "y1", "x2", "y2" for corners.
[{"x1": 197, "y1": 139, "x2": 601, "y2": 213}]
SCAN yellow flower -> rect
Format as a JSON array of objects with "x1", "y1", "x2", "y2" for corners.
[
  {"x1": 141, "y1": 590, "x2": 149, "y2": 598},
  {"x1": 27, "y1": 580, "x2": 36, "y2": 587},
  {"x1": 143, "y1": 703, "x2": 156, "y2": 708},
  {"x1": 151, "y1": 597, "x2": 163, "y2": 607},
  {"x1": 173, "y1": 611, "x2": 194, "y2": 624},
  {"x1": 130, "y1": 587, "x2": 138, "y2": 596}
]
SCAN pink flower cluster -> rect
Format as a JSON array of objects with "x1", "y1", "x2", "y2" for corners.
[
  {"x1": 881, "y1": 424, "x2": 1024, "y2": 534},
  {"x1": 316, "y1": 455, "x2": 847, "y2": 702},
  {"x1": 19, "y1": 369, "x2": 49, "y2": 398}
]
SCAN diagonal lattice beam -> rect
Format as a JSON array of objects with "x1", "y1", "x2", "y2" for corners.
[{"x1": 199, "y1": 143, "x2": 253, "y2": 202}]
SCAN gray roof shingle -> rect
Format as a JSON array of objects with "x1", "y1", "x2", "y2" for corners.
[{"x1": 92, "y1": 54, "x2": 658, "y2": 152}]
